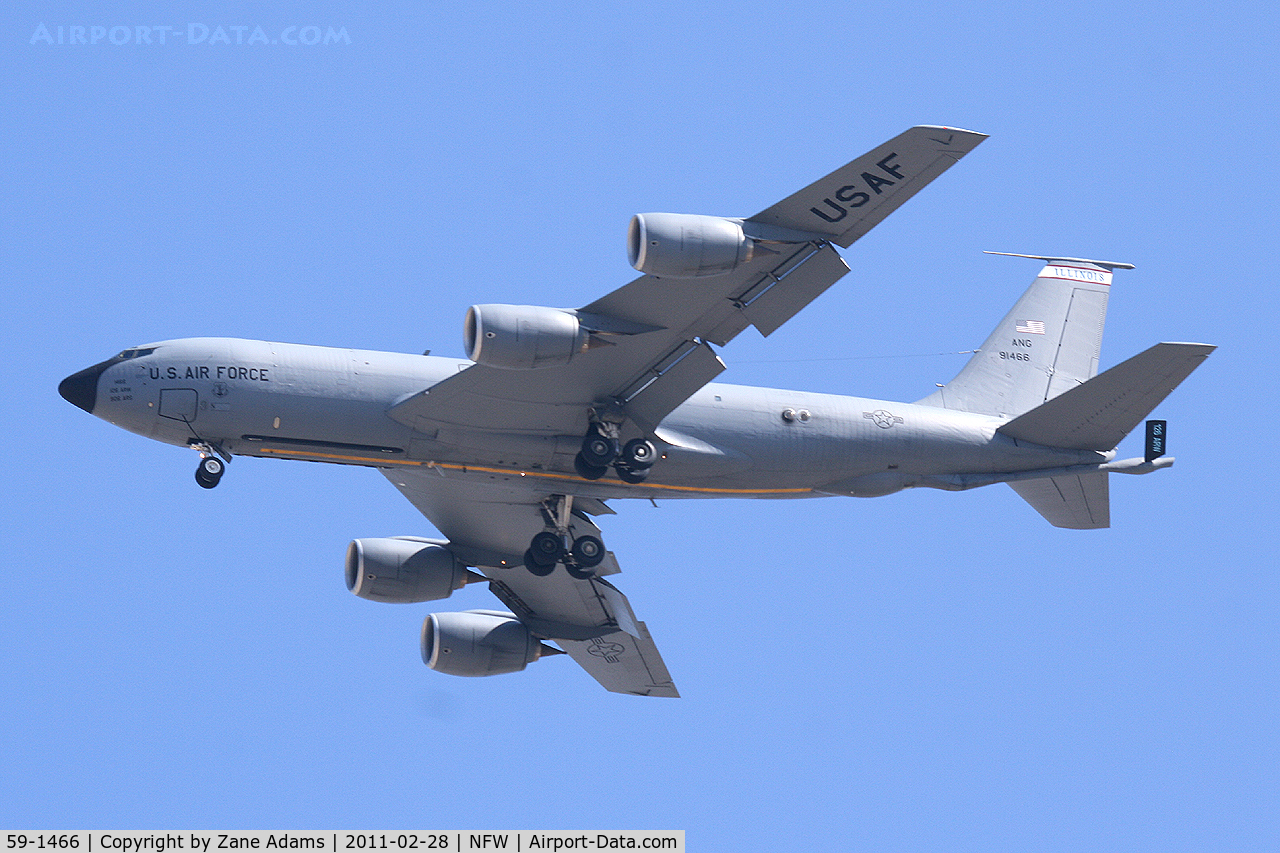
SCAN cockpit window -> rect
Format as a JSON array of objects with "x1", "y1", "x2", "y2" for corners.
[{"x1": 116, "y1": 347, "x2": 156, "y2": 360}]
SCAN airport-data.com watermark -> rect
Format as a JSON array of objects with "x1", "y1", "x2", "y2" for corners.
[{"x1": 29, "y1": 23, "x2": 351, "y2": 46}]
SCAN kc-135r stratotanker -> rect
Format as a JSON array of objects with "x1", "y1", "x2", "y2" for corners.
[{"x1": 60, "y1": 126, "x2": 1214, "y2": 696}]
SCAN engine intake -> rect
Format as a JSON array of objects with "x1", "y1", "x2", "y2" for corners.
[
  {"x1": 464, "y1": 304, "x2": 588, "y2": 370},
  {"x1": 628, "y1": 213, "x2": 756, "y2": 278},
  {"x1": 346, "y1": 537, "x2": 469, "y2": 603},
  {"x1": 421, "y1": 610, "x2": 545, "y2": 677}
]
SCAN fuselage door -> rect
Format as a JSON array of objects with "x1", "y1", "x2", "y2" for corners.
[{"x1": 159, "y1": 388, "x2": 199, "y2": 422}]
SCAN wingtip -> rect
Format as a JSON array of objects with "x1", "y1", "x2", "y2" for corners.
[
  {"x1": 1159, "y1": 341, "x2": 1218, "y2": 354},
  {"x1": 914, "y1": 124, "x2": 989, "y2": 142}
]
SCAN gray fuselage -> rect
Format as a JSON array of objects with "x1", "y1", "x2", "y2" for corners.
[{"x1": 72, "y1": 337, "x2": 1107, "y2": 501}]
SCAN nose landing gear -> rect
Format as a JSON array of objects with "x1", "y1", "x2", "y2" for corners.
[
  {"x1": 195, "y1": 455, "x2": 225, "y2": 489},
  {"x1": 188, "y1": 440, "x2": 230, "y2": 489}
]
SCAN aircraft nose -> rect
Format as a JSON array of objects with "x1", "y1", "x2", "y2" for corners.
[{"x1": 58, "y1": 360, "x2": 112, "y2": 413}]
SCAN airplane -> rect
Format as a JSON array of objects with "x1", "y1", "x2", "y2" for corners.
[{"x1": 58, "y1": 126, "x2": 1215, "y2": 697}]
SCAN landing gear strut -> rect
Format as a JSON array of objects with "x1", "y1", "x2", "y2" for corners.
[{"x1": 522, "y1": 495, "x2": 607, "y2": 579}]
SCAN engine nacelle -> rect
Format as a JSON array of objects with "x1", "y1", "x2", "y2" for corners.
[
  {"x1": 421, "y1": 610, "x2": 544, "y2": 677},
  {"x1": 345, "y1": 537, "x2": 468, "y2": 604},
  {"x1": 628, "y1": 213, "x2": 756, "y2": 278},
  {"x1": 464, "y1": 304, "x2": 588, "y2": 370}
]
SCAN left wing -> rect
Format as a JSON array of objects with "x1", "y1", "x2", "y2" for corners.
[
  {"x1": 388, "y1": 126, "x2": 986, "y2": 437},
  {"x1": 382, "y1": 468, "x2": 679, "y2": 697},
  {"x1": 389, "y1": 241, "x2": 845, "y2": 436}
]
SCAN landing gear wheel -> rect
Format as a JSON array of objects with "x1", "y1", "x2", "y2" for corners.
[
  {"x1": 523, "y1": 548, "x2": 556, "y2": 576},
  {"x1": 574, "y1": 452, "x2": 609, "y2": 480},
  {"x1": 566, "y1": 536, "x2": 604, "y2": 579},
  {"x1": 620, "y1": 438, "x2": 656, "y2": 469},
  {"x1": 614, "y1": 463, "x2": 649, "y2": 484},
  {"x1": 528, "y1": 531, "x2": 566, "y2": 567},
  {"x1": 565, "y1": 561, "x2": 597, "y2": 580},
  {"x1": 571, "y1": 535, "x2": 605, "y2": 568},
  {"x1": 580, "y1": 429, "x2": 620, "y2": 468},
  {"x1": 195, "y1": 456, "x2": 224, "y2": 489}
]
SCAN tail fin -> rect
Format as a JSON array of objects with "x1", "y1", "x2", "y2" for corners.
[
  {"x1": 996, "y1": 343, "x2": 1214, "y2": 530},
  {"x1": 918, "y1": 254, "x2": 1134, "y2": 418},
  {"x1": 998, "y1": 340, "x2": 1213, "y2": 530}
]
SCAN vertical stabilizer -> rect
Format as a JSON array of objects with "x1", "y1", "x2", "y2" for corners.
[{"x1": 918, "y1": 254, "x2": 1133, "y2": 418}]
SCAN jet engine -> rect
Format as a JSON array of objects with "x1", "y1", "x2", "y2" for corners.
[
  {"x1": 421, "y1": 610, "x2": 546, "y2": 677},
  {"x1": 464, "y1": 304, "x2": 589, "y2": 370},
  {"x1": 627, "y1": 213, "x2": 757, "y2": 278},
  {"x1": 345, "y1": 537, "x2": 470, "y2": 603}
]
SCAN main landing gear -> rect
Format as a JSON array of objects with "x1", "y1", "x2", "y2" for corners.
[
  {"x1": 523, "y1": 531, "x2": 605, "y2": 579},
  {"x1": 522, "y1": 496, "x2": 607, "y2": 580},
  {"x1": 573, "y1": 423, "x2": 656, "y2": 484}
]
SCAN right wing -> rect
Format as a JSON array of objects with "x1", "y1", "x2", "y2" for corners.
[
  {"x1": 388, "y1": 126, "x2": 987, "y2": 436},
  {"x1": 382, "y1": 468, "x2": 679, "y2": 697}
]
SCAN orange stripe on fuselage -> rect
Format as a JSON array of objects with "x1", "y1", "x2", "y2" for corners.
[{"x1": 252, "y1": 446, "x2": 813, "y2": 496}]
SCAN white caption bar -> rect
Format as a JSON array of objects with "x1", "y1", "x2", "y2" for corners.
[{"x1": 1, "y1": 833, "x2": 684, "y2": 853}]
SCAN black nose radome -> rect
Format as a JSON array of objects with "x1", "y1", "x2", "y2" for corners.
[{"x1": 58, "y1": 359, "x2": 115, "y2": 414}]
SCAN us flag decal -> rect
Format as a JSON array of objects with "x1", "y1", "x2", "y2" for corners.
[{"x1": 1016, "y1": 320, "x2": 1046, "y2": 334}]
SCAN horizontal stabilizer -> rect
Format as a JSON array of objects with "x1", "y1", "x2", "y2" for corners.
[
  {"x1": 997, "y1": 342, "x2": 1215, "y2": 450},
  {"x1": 1008, "y1": 472, "x2": 1110, "y2": 529},
  {"x1": 984, "y1": 251, "x2": 1134, "y2": 270}
]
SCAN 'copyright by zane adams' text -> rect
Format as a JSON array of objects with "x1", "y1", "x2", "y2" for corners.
[{"x1": 30, "y1": 23, "x2": 351, "y2": 46}]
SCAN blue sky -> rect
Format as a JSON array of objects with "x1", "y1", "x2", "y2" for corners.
[{"x1": 4, "y1": 1, "x2": 1277, "y2": 848}]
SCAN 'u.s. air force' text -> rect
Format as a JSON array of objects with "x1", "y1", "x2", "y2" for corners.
[{"x1": 149, "y1": 365, "x2": 270, "y2": 381}]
